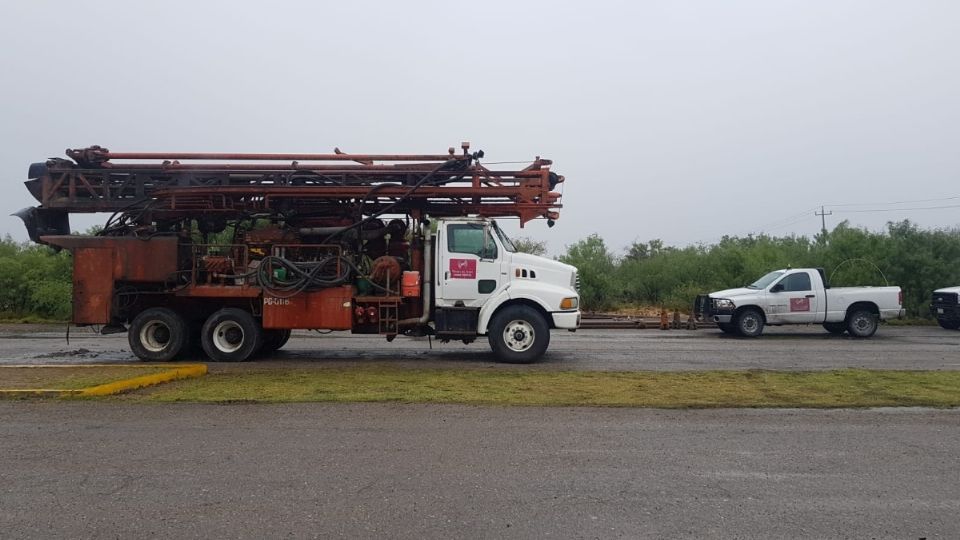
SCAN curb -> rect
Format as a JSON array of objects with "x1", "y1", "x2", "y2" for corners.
[{"x1": 0, "y1": 364, "x2": 208, "y2": 397}]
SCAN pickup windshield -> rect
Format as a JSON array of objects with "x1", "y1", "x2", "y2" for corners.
[{"x1": 747, "y1": 270, "x2": 785, "y2": 289}]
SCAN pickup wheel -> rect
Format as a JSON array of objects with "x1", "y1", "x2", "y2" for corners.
[
  {"x1": 936, "y1": 318, "x2": 960, "y2": 330},
  {"x1": 488, "y1": 305, "x2": 550, "y2": 364},
  {"x1": 735, "y1": 308, "x2": 764, "y2": 338},
  {"x1": 823, "y1": 322, "x2": 847, "y2": 335},
  {"x1": 201, "y1": 308, "x2": 263, "y2": 362},
  {"x1": 717, "y1": 322, "x2": 737, "y2": 335},
  {"x1": 846, "y1": 309, "x2": 878, "y2": 338},
  {"x1": 128, "y1": 308, "x2": 189, "y2": 362}
]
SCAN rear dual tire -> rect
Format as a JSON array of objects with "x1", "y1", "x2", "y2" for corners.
[
  {"x1": 128, "y1": 308, "x2": 189, "y2": 362},
  {"x1": 201, "y1": 308, "x2": 263, "y2": 362},
  {"x1": 261, "y1": 329, "x2": 292, "y2": 354}
]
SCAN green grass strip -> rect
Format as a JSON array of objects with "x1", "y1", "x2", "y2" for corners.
[
  {"x1": 131, "y1": 367, "x2": 960, "y2": 408},
  {"x1": 0, "y1": 366, "x2": 169, "y2": 391}
]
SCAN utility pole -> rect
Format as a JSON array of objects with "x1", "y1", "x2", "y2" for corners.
[{"x1": 815, "y1": 205, "x2": 833, "y2": 238}]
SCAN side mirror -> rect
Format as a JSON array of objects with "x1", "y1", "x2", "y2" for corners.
[{"x1": 771, "y1": 283, "x2": 784, "y2": 292}]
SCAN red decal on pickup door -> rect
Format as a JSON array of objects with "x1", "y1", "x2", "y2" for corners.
[
  {"x1": 449, "y1": 258, "x2": 477, "y2": 279},
  {"x1": 790, "y1": 297, "x2": 810, "y2": 312}
]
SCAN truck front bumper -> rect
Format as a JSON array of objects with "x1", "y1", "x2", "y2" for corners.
[
  {"x1": 693, "y1": 294, "x2": 733, "y2": 324},
  {"x1": 552, "y1": 310, "x2": 580, "y2": 330},
  {"x1": 931, "y1": 304, "x2": 960, "y2": 321}
]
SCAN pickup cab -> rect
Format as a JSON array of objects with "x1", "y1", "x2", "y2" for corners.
[
  {"x1": 930, "y1": 286, "x2": 960, "y2": 330},
  {"x1": 694, "y1": 268, "x2": 904, "y2": 337}
]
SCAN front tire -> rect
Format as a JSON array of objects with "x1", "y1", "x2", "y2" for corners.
[
  {"x1": 937, "y1": 318, "x2": 960, "y2": 330},
  {"x1": 201, "y1": 308, "x2": 263, "y2": 362},
  {"x1": 128, "y1": 308, "x2": 189, "y2": 362},
  {"x1": 846, "y1": 309, "x2": 878, "y2": 338},
  {"x1": 735, "y1": 308, "x2": 764, "y2": 337},
  {"x1": 487, "y1": 305, "x2": 550, "y2": 364}
]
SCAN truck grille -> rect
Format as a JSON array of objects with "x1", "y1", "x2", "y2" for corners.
[
  {"x1": 693, "y1": 294, "x2": 710, "y2": 318},
  {"x1": 575, "y1": 274, "x2": 581, "y2": 293},
  {"x1": 932, "y1": 292, "x2": 959, "y2": 306}
]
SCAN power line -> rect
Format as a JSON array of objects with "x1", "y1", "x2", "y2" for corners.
[
  {"x1": 824, "y1": 194, "x2": 960, "y2": 208},
  {"x1": 834, "y1": 203, "x2": 960, "y2": 214},
  {"x1": 752, "y1": 207, "x2": 819, "y2": 233}
]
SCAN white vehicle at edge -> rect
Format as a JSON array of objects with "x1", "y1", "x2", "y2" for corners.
[
  {"x1": 434, "y1": 217, "x2": 580, "y2": 362},
  {"x1": 930, "y1": 286, "x2": 960, "y2": 330},
  {"x1": 694, "y1": 268, "x2": 904, "y2": 338}
]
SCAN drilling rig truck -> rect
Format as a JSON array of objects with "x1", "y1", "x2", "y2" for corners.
[{"x1": 16, "y1": 143, "x2": 580, "y2": 363}]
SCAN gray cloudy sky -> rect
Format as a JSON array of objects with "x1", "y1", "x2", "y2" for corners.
[{"x1": 1, "y1": 1, "x2": 958, "y2": 255}]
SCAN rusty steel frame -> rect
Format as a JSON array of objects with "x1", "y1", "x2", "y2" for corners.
[{"x1": 26, "y1": 144, "x2": 563, "y2": 226}]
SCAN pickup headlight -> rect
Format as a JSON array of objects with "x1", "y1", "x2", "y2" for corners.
[
  {"x1": 561, "y1": 297, "x2": 579, "y2": 310},
  {"x1": 713, "y1": 298, "x2": 735, "y2": 310}
]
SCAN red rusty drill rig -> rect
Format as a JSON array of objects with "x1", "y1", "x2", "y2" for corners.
[{"x1": 15, "y1": 143, "x2": 580, "y2": 363}]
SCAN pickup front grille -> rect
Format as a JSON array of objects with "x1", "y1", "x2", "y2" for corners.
[
  {"x1": 932, "y1": 292, "x2": 959, "y2": 306},
  {"x1": 694, "y1": 294, "x2": 710, "y2": 318}
]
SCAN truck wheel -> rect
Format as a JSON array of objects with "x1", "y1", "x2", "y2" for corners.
[
  {"x1": 717, "y1": 323, "x2": 737, "y2": 335},
  {"x1": 128, "y1": 308, "x2": 189, "y2": 362},
  {"x1": 823, "y1": 322, "x2": 847, "y2": 335},
  {"x1": 735, "y1": 308, "x2": 764, "y2": 338},
  {"x1": 937, "y1": 318, "x2": 960, "y2": 330},
  {"x1": 846, "y1": 309, "x2": 878, "y2": 338},
  {"x1": 201, "y1": 308, "x2": 263, "y2": 362},
  {"x1": 261, "y1": 329, "x2": 292, "y2": 354},
  {"x1": 488, "y1": 305, "x2": 550, "y2": 364}
]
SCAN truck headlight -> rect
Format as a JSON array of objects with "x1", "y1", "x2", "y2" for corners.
[
  {"x1": 713, "y1": 298, "x2": 735, "y2": 310},
  {"x1": 561, "y1": 297, "x2": 579, "y2": 310}
]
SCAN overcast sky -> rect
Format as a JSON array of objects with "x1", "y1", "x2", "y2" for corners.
[{"x1": 1, "y1": 1, "x2": 957, "y2": 256}]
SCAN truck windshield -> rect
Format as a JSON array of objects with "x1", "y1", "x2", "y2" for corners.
[
  {"x1": 747, "y1": 270, "x2": 785, "y2": 289},
  {"x1": 492, "y1": 221, "x2": 517, "y2": 253}
]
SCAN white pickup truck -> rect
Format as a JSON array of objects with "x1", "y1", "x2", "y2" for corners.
[
  {"x1": 694, "y1": 268, "x2": 904, "y2": 337},
  {"x1": 930, "y1": 286, "x2": 960, "y2": 330}
]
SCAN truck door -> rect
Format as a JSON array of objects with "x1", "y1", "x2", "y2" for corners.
[
  {"x1": 436, "y1": 222, "x2": 504, "y2": 308},
  {"x1": 768, "y1": 271, "x2": 820, "y2": 324}
]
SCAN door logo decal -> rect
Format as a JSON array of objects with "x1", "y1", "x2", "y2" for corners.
[
  {"x1": 449, "y1": 258, "x2": 477, "y2": 279},
  {"x1": 790, "y1": 297, "x2": 810, "y2": 312}
]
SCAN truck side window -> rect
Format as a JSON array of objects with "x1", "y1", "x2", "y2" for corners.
[
  {"x1": 448, "y1": 224, "x2": 497, "y2": 259},
  {"x1": 778, "y1": 273, "x2": 811, "y2": 292}
]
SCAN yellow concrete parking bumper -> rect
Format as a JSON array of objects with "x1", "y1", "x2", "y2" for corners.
[{"x1": 0, "y1": 364, "x2": 207, "y2": 397}]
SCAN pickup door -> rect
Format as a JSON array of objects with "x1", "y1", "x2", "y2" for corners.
[{"x1": 765, "y1": 270, "x2": 825, "y2": 324}]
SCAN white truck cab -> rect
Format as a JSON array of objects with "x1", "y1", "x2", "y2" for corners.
[
  {"x1": 695, "y1": 268, "x2": 903, "y2": 338},
  {"x1": 930, "y1": 286, "x2": 960, "y2": 330},
  {"x1": 433, "y1": 217, "x2": 580, "y2": 362}
]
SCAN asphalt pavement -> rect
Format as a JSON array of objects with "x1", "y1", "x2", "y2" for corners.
[
  {"x1": 2, "y1": 324, "x2": 958, "y2": 371},
  {"x1": 1, "y1": 402, "x2": 957, "y2": 539}
]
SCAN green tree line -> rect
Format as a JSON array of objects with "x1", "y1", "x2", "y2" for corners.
[
  {"x1": 555, "y1": 220, "x2": 960, "y2": 316},
  {"x1": 1, "y1": 219, "x2": 957, "y2": 321},
  {"x1": 0, "y1": 235, "x2": 73, "y2": 321}
]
